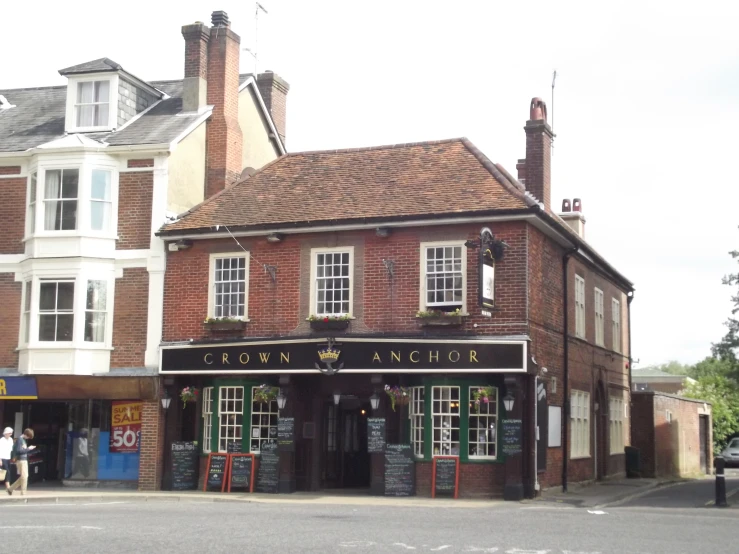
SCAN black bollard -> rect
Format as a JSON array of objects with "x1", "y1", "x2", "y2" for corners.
[{"x1": 715, "y1": 457, "x2": 728, "y2": 507}]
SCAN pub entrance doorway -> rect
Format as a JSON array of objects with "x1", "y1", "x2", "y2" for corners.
[{"x1": 322, "y1": 399, "x2": 371, "y2": 490}]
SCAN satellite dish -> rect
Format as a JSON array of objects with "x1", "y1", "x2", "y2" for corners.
[{"x1": 240, "y1": 167, "x2": 257, "y2": 180}]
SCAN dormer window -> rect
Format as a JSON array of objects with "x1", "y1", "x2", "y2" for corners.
[{"x1": 76, "y1": 81, "x2": 110, "y2": 127}]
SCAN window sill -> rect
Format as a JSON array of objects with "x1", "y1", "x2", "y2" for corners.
[
  {"x1": 18, "y1": 344, "x2": 113, "y2": 351},
  {"x1": 570, "y1": 455, "x2": 592, "y2": 460},
  {"x1": 23, "y1": 232, "x2": 118, "y2": 242},
  {"x1": 309, "y1": 319, "x2": 350, "y2": 331},
  {"x1": 417, "y1": 315, "x2": 467, "y2": 327},
  {"x1": 203, "y1": 319, "x2": 250, "y2": 332},
  {"x1": 67, "y1": 126, "x2": 115, "y2": 133}
]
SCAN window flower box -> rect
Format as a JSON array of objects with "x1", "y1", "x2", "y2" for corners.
[
  {"x1": 416, "y1": 309, "x2": 465, "y2": 327},
  {"x1": 203, "y1": 318, "x2": 247, "y2": 332},
  {"x1": 308, "y1": 315, "x2": 351, "y2": 331}
]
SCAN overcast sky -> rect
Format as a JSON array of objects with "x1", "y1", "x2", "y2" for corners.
[{"x1": 3, "y1": 0, "x2": 737, "y2": 368}]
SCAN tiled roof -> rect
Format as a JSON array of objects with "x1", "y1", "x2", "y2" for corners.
[
  {"x1": 161, "y1": 138, "x2": 534, "y2": 234},
  {"x1": 58, "y1": 57, "x2": 122, "y2": 75}
]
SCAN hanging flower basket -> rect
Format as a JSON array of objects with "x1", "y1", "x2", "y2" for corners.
[
  {"x1": 471, "y1": 386, "x2": 495, "y2": 412},
  {"x1": 384, "y1": 385, "x2": 411, "y2": 412},
  {"x1": 253, "y1": 384, "x2": 279, "y2": 404},
  {"x1": 416, "y1": 309, "x2": 465, "y2": 327},
  {"x1": 203, "y1": 317, "x2": 247, "y2": 332},
  {"x1": 180, "y1": 387, "x2": 200, "y2": 408},
  {"x1": 308, "y1": 314, "x2": 351, "y2": 331}
]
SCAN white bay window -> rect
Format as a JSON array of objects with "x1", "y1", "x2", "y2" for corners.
[
  {"x1": 38, "y1": 280, "x2": 75, "y2": 341},
  {"x1": 84, "y1": 280, "x2": 107, "y2": 343},
  {"x1": 44, "y1": 169, "x2": 79, "y2": 231},
  {"x1": 90, "y1": 170, "x2": 112, "y2": 232}
]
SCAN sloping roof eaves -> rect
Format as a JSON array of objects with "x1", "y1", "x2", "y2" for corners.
[{"x1": 58, "y1": 57, "x2": 122, "y2": 75}]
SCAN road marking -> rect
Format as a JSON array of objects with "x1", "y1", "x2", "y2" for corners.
[
  {"x1": 505, "y1": 549, "x2": 550, "y2": 554},
  {"x1": 80, "y1": 526, "x2": 103, "y2": 530},
  {"x1": 464, "y1": 548, "x2": 499, "y2": 552},
  {"x1": 339, "y1": 541, "x2": 377, "y2": 548},
  {"x1": 586, "y1": 510, "x2": 607, "y2": 515},
  {"x1": 705, "y1": 485, "x2": 739, "y2": 506},
  {"x1": 392, "y1": 544, "x2": 416, "y2": 550},
  {"x1": 430, "y1": 547, "x2": 452, "y2": 551},
  {"x1": 82, "y1": 501, "x2": 129, "y2": 506}
]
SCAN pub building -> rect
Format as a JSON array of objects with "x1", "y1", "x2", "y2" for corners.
[{"x1": 157, "y1": 99, "x2": 634, "y2": 499}]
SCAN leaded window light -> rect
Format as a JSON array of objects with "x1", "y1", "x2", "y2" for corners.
[
  {"x1": 43, "y1": 169, "x2": 79, "y2": 231},
  {"x1": 28, "y1": 173, "x2": 37, "y2": 235},
  {"x1": 214, "y1": 257, "x2": 246, "y2": 318},
  {"x1": 612, "y1": 298, "x2": 622, "y2": 353},
  {"x1": 250, "y1": 386, "x2": 280, "y2": 453},
  {"x1": 76, "y1": 80, "x2": 110, "y2": 128},
  {"x1": 570, "y1": 390, "x2": 590, "y2": 458},
  {"x1": 22, "y1": 281, "x2": 31, "y2": 344},
  {"x1": 38, "y1": 280, "x2": 74, "y2": 342},
  {"x1": 575, "y1": 275, "x2": 585, "y2": 338},
  {"x1": 409, "y1": 386, "x2": 425, "y2": 457},
  {"x1": 315, "y1": 251, "x2": 350, "y2": 315},
  {"x1": 90, "y1": 170, "x2": 112, "y2": 232},
  {"x1": 202, "y1": 387, "x2": 213, "y2": 453},
  {"x1": 432, "y1": 386, "x2": 460, "y2": 456},
  {"x1": 594, "y1": 288, "x2": 605, "y2": 346},
  {"x1": 425, "y1": 246, "x2": 463, "y2": 309},
  {"x1": 84, "y1": 280, "x2": 107, "y2": 343},
  {"x1": 218, "y1": 386, "x2": 244, "y2": 452},
  {"x1": 468, "y1": 386, "x2": 498, "y2": 459},
  {"x1": 609, "y1": 396, "x2": 625, "y2": 454}
]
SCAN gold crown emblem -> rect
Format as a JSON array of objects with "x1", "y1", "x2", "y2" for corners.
[{"x1": 318, "y1": 348, "x2": 340, "y2": 363}]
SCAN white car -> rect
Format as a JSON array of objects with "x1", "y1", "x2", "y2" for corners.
[{"x1": 721, "y1": 438, "x2": 739, "y2": 467}]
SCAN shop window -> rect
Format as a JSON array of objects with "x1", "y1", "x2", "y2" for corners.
[
  {"x1": 311, "y1": 248, "x2": 353, "y2": 316},
  {"x1": 570, "y1": 390, "x2": 590, "y2": 458},
  {"x1": 210, "y1": 254, "x2": 248, "y2": 319},
  {"x1": 575, "y1": 275, "x2": 585, "y2": 338},
  {"x1": 250, "y1": 386, "x2": 279, "y2": 453},
  {"x1": 218, "y1": 386, "x2": 244, "y2": 452},
  {"x1": 325, "y1": 405, "x2": 337, "y2": 452},
  {"x1": 594, "y1": 287, "x2": 604, "y2": 346},
  {"x1": 409, "y1": 386, "x2": 425, "y2": 458},
  {"x1": 432, "y1": 386, "x2": 460, "y2": 456},
  {"x1": 202, "y1": 387, "x2": 214, "y2": 453},
  {"x1": 609, "y1": 395, "x2": 625, "y2": 454},
  {"x1": 421, "y1": 243, "x2": 465, "y2": 312},
  {"x1": 468, "y1": 386, "x2": 498, "y2": 459}
]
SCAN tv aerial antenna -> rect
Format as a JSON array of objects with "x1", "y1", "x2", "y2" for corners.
[
  {"x1": 551, "y1": 69, "x2": 557, "y2": 155},
  {"x1": 243, "y1": 2, "x2": 269, "y2": 79}
]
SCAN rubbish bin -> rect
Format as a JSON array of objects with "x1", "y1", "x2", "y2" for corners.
[{"x1": 625, "y1": 446, "x2": 641, "y2": 478}]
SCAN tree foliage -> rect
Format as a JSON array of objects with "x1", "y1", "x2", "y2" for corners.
[
  {"x1": 713, "y1": 246, "x2": 739, "y2": 366},
  {"x1": 683, "y1": 372, "x2": 739, "y2": 451}
]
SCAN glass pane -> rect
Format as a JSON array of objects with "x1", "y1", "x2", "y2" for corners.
[
  {"x1": 91, "y1": 170, "x2": 111, "y2": 200},
  {"x1": 90, "y1": 202, "x2": 111, "y2": 231},
  {"x1": 57, "y1": 282, "x2": 75, "y2": 310},
  {"x1": 62, "y1": 170, "x2": 79, "y2": 198},
  {"x1": 95, "y1": 103, "x2": 109, "y2": 126},
  {"x1": 77, "y1": 105, "x2": 93, "y2": 127},
  {"x1": 44, "y1": 170, "x2": 61, "y2": 200},
  {"x1": 78, "y1": 82, "x2": 93, "y2": 103},
  {"x1": 95, "y1": 80, "x2": 110, "y2": 102},
  {"x1": 61, "y1": 200, "x2": 78, "y2": 230},
  {"x1": 57, "y1": 314, "x2": 74, "y2": 341},
  {"x1": 85, "y1": 312, "x2": 106, "y2": 342},
  {"x1": 38, "y1": 314, "x2": 56, "y2": 341},
  {"x1": 39, "y1": 282, "x2": 57, "y2": 311},
  {"x1": 86, "y1": 280, "x2": 106, "y2": 310}
]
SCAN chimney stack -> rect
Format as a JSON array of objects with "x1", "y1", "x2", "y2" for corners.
[
  {"x1": 558, "y1": 198, "x2": 585, "y2": 238},
  {"x1": 256, "y1": 71, "x2": 290, "y2": 146},
  {"x1": 521, "y1": 97, "x2": 554, "y2": 210},
  {"x1": 181, "y1": 22, "x2": 211, "y2": 112},
  {"x1": 205, "y1": 10, "x2": 243, "y2": 198}
]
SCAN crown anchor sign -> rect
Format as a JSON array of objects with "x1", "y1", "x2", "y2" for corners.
[{"x1": 315, "y1": 338, "x2": 343, "y2": 375}]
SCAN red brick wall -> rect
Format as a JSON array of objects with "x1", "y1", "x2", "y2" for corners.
[
  {"x1": 0, "y1": 275, "x2": 21, "y2": 368},
  {"x1": 414, "y1": 461, "x2": 505, "y2": 498},
  {"x1": 111, "y1": 268, "x2": 149, "y2": 368},
  {"x1": 0, "y1": 176, "x2": 26, "y2": 254},
  {"x1": 631, "y1": 393, "x2": 655, "y2": 477},
  {"x1": 138, "y1": 398, "x2": 165, "y2": 491},
  {"x1": 117, "y1": 171, "x2": 153, "y2": 250},
  {"x1": 0, "y1": 166, "x2": 21, "y2": 175},
  {"x1": 126, "y1": 159, "x2": 154, "y2": 169},
  {"x1": 256, "y1": 73, "x2": 289, "y2": 145}
]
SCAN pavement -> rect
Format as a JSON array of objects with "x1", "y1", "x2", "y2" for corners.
[{"x1": 536, "y1": 476, "x2": 686, "y2": 508}]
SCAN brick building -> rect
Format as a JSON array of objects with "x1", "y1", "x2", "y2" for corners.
[
  {"x1": 632, "y1": 368, "x2": 695, "y2": 394},
  {"x1": 0, "y1": 10, "x2": 287, "y2": 490},
  {"x1": 156, "y1": 98, "x2": 634, "y2": 498}
]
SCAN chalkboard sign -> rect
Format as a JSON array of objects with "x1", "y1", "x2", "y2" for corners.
[
  {"x1": 384, "y1": 443, "x2": 415, "y2": 497},
  {"x1": 203, "y1": 453, "x2": 228, "y2": 492},
  {"x1": 277, "y1": 417, "x2": 295, "y2": 452},
  {"x1": 255, "y1": 442, "x2": 279, "y2": 494},
  {"x1": 227, "y1": 441, "x2": 242, "y2": 454},
  {"x1": 432, "y1": 457, "x2": 459, "y2": 499},
  {"x1": 228, "y1": 454, "x2": 254, "y2": 493},
  {"x1": 502, "y1": 419, "x2": 523, "y2": 456},
  {"x1": 171, "y1": 441, "x2": 198, "y2": 491},
  {"x1": 367, "y1": 418, "x2": 386, "y2": 453}
]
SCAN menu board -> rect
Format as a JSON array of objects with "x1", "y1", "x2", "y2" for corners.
[
  {"x1": 502, "y1": 419, "x2": 523, "y2": 456},
  {"x1": 204, "y1": 453, "x2": 228, "y2": 492},
  {"x1": 367, "y1": 418, "x2": 386, "y2": 453},
  {"x1": 255, "y1": 442, "x2": 280, "y2": 493},
  {"x1": 171, "y1": 441, "x2": 198, "y2": 491},
  {"x1": 227, "y1": 441, "x2": 242, "y2": 454},
  {"x1": 433, "y1": 457, "x2": 458, "y2": 498},
  {"x1": 384, "y1": 444, "x2": 415, "y2": 497},
  {"x1": 228, "y1": 454, "x2": 254, "y2": 492},
  {"x1": 277, "y1": 417, "x2": 295, "y2": 452}
]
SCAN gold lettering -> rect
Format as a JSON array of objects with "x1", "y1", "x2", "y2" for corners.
[
  {"x1": 409, "y1": 351, "x2": 420, "y2": 363},
  {"x1": 240, "y1": 353, "x2": 250, "y2": 365},
  {"x1": 222, "y1": 353, "x2": 230, "y2": 364},
  {"x1": 372, "y1": 352, "x2": 382, "y2": 363},
  {"x1": 0, "y1": 379, "x2": 5, "y2": 395},
  {"x1": 280, "y1": 352, "x2": 290, "y2": 364},
  {"x1": 429, "y1": 350, "x2": 439, "y2": 363},
  {"x1": 204, "y1": 353, "x2": 213, "y2": 365},
  {"x1": 448, "y1": 350, "x2": 460, "y2": 363},
  {"x1": 470, "y1": 350, "x2": 478, "y2": 363},
  {"x1": 391, "y1": 351, "x2": 401, "y2": 363},
  {"x1": 259, "y1": 352, "x2": 271, "y2": 363}
]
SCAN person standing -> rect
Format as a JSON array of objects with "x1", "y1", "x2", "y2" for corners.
[
  {"x1": 0, "y1": 428, "x2": 13, "y2": 493},
  {"x1": 8, "y1": 429, "x2": 35, "y2": 496}
]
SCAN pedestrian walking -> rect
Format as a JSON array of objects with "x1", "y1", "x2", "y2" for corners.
[
  {"x1": 7, "y1": 429, "x2": 35, "y2": 496},
  {"x1": 0, "y1": 427, "x2": 13, "y2": 493}
]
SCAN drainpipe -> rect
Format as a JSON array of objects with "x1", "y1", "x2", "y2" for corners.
[
  {"x1": 562, "y1": 247, "x2": 577, "y2": 493},
  {"x1": 627, "y1": 291, "x2": 634, "y2": 387}
]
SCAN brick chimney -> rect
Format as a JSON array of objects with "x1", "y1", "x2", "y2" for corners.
[
  {"x1": 181, "y1": 22, "x2": 210, "y2": 112},
  {"x1": 205, "y1": 10, "x2": 243, "y2": 198},
  {"x1": 256, "y1": 71, "x2": 290, "y2": 146},
  {"x1": 521, "y1": 97, "x2": 554, "y2": 210}
]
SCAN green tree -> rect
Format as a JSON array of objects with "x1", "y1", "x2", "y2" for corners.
[
  {"x1": 713, "y1": 244, "x2": 739, "y2": 369},
  {"x1": 683, "y1": 374, "x2": 739, "y2": 451}
]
